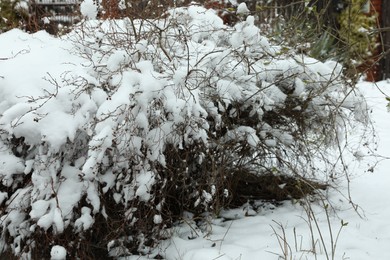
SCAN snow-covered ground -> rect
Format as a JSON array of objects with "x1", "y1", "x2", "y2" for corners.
[{"x1": 1, "y1": 19, "x2": 390, "y2": 260}]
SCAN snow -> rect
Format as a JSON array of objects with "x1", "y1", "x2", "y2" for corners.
[
  {"x1": 36, "y1": 205, "x2": 64, "y2": 232},
  {"x1": 148, "y1": 81, "x2": 390, "y2": 260},
  {"x1": 15, "y1": 1, "x2": 29, "y2": 12},
  {"x1": 57, "y1": 165, "x2": 84, "y2": 217},
  {"x1": 236, "y1": 3, "x2": 250, "y2": 15},
  {"x1": 50, "y1": 245, "x2": 67, "y2": 260},
  {"x1": 0, "y1": 151, "x2": 25, "y2": 186},
  {"x1": 74, "y1": 207, "x2": 94, "y2": 231},
  {"x1": 153, "y1": 214, "x2": 163, "y2": 224},
  {"x1": 80, "y1": 0, "x2": 98, "y2": 20},
  {"x1": 0, "y1": 5, "x2": 389, "y2": 260}
]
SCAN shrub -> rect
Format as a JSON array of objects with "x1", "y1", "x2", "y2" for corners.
[
  {"x1": 252, "y1": 0, "x2": 337, "y2": 56},
  {"x1": 0, "y1": 5, "x2": 368, "y2": 258},
  {"x1": 339, "y1": 0, "x2": 378, "y2": 59},
  {"x1": 253, "y1": 0, "x2": 378, "y2": 81},
  {"x1": 0, "y1": 0, "x2": 29, "y2": 33},
  {"x1": 338, "y1": 0, "x2": 379, "y2": 76}
]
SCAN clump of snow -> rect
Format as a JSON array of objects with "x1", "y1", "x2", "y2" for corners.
[
  {"x1": 50, "y1": 245, "x2": 66, "y2": 260},
  {"x1": 237, "y1": 3, "x2": 250, "y2": 14},
  {"x1": 74, "y1": 207, "x2": 94, "y2": 232},
  {"x1": 134, "y1": 170, "x2": 156, "y2": 202},
  {"x1": 153, "y1": 214, "x2": 162, "y2": 224},
  {"x1": 15, "y1": 1, "x2": 29, "y2": 12},
  {"x1": 0, "y1": 150, "x2": 25, "y2": 186},
  {"x1": 37, "y1": 206, "x2": 64, "y2": 233},
  {"x1": 80, "y1": 0, "x2": 98, "y2": 20},
  {"x1": 42, "y1": 17, "x2": 51, "y2": 25}
]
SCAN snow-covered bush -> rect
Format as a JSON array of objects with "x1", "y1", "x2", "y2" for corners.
[
  {"x1": 0, "y1": 0, "x2": 29, "y2": 33},
  {"x1": 0, "y1": 5, "x2": 368, "y2": 258}
]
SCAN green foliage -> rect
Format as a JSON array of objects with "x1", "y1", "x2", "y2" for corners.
[
  {"x1": 0, "y1": 0, "x2": 29, "y2": 33},
  {"x1": 338, "y1": 0, "x2": 378, "y2": 67},
  {"x1": 252, "y1": 1, "x2": 335, "y2": 58},
  {"x1": 309, "y1": 29, "x2": 338, "y2": 61},
  {"x1": 255, "y1": 0, "x2": 379, "y2": 81}
]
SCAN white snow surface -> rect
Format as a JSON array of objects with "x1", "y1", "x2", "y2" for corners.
[{"x1": 0, "y1": 5, "x2": 389, "y2": 259}]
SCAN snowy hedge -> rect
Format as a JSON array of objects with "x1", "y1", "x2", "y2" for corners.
[{"x1": 0, "y1": 6, "x2": 367, "y2": 258}]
